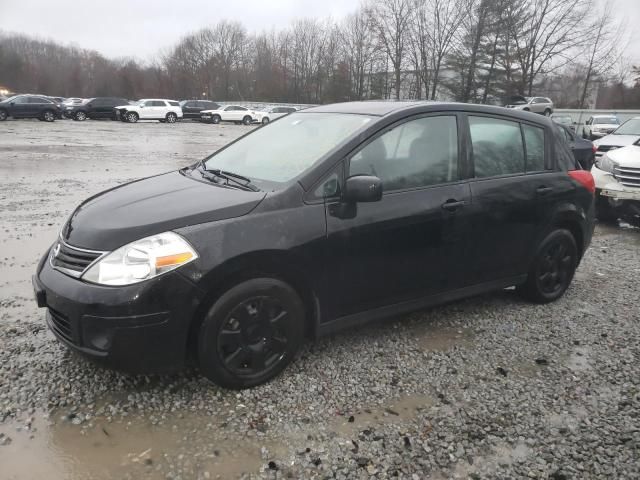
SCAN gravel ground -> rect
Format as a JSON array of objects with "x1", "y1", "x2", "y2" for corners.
[{"x1": 0, "y1": 119, "x2": 639, "y2": 479}]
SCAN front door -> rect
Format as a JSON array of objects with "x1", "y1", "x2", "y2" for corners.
[
  {"x1": 10, "y1": 96, "x2": 32, "y2": 117},
  {"x1": 324, "y1": 114, "x2": 472, "y2": 320}
]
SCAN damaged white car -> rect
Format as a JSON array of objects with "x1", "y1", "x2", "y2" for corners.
[{"x1": 592, "y1": 140, "x2": 640, "y2": 227}]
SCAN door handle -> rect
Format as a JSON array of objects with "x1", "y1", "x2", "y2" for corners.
[
  {"x1": 441, "y1": 199, "x2": 466, "y2": 211},
  {"x1": 536, "y1": 186, "x2": 553, "y2": 195}
]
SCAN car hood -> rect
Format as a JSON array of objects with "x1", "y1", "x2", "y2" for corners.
[
  {"x1": 594, "y1": 134, "x2": 640, "y2": 148},
  {"x1": 62, "y1": 170, "x2": 266, "y2": 251},
  {"x1": 607, "y1": 145, "x2": 640, "y2": 167}
]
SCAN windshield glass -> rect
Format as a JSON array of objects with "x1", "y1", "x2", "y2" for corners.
[
  {"x1": 613, "y1": 119, "x2": 640, "y2": 135},
  {"x1": 203, "y1": 112, "x2": 373, "y2": 183},
  {"x1": 594, "y1": 117, "x2": 618, "y2": 125}
]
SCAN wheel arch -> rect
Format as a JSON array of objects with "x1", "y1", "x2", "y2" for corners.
[
  {"x1": 548, "y1": 209, "x2": 586, "y2": 260},
  {"x1": 185, "y1": 249, "x2": 321, "y2": 362}
]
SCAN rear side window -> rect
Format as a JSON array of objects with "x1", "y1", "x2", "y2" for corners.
[
  {"x1": 553, "y1": 128, "x2": 578, "y2": 170},
  {"x1": 29, "y1": 96, "x2": 52, "y2": 104},
  {"x1": 522, "y1": 124, "x2": 545, "y2": 172},
  {"x1": 350, "y1": 115, "x2": 459, "y2": 191},
  {"x1": 168, "y1": 101, "x2": 179, "y2": 106},
  {"x1": 469, "y1": 116, "x2": 524, "y2": 177}
]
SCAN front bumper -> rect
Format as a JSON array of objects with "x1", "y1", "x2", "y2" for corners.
[
  {"x1": 592, "y1": 165, "x2": 640, "y2": 201},
  {"x1": 33, "y1": 251, "x2": 205, "y2": 373}
]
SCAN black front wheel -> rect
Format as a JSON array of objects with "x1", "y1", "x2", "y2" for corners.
[
  {"x1": 0, "y1": 109, "x2": 7, "y2": 121},
  {"x1": 518, "y1": 229, "x2": 577, "y2": 303},
  {"x1": 198, "y1": 278, "x2": 305, "y2": 389},
  {"x1": 42, "y1": 110, "x2": 56, "y2": 122}
]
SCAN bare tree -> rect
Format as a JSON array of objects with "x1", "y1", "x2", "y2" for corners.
[
  {"x1": 578, "y1": 2, "x2": 626, "y2": 108},
  {"x1": 369, "y1": 0, "x2": 412, "y2": 99},
  {"x1": 340, "y1": 9, "x2": 379, "y2": 100}
]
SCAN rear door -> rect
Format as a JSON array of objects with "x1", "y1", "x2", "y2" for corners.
[
  {"x1": 464, "y1": 114, "x2": 567, "y2": 283},
  {"x1": 183, "y1": 101, "x2": 198, "y2": 118},
  {"x1": 324, "y1": 113, "x2": 473, "y2": 319},
  {"x1": 29, "y1": 96, "x2": 54, "y2": 117}
]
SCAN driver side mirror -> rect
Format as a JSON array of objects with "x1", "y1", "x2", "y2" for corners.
[{"x1": 344, "y1": 175, "x2": 383, "y2": 203}]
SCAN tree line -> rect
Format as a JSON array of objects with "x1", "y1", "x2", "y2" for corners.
[{"x1": 1, "y1": 0, "x2": 638, "y2": 108}]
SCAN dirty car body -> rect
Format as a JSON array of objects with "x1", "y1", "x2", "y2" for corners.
[{"x1": 33, "y1": 101, "x2": 595, "y2": 388}]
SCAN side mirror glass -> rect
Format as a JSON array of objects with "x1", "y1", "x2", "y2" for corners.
[{"x1": 344, "y1": 175, "x2": 382, "y2": 203}]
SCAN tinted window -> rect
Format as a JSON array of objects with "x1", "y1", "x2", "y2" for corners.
[
  {"x1": 522, "y1": 124, "x2": 545, "y2": 172},
  {"x1": 594, "y1": 117, "x2": 618, "y2": 125},
  {"x1": 29, "y1": 96, "x2": 52, "y2": 104},
  {"x1": 168, "y1": 101, "x2": 179, "y2": 106},
  {"x1": 150, "y1": 101, "x2": 165, "y2": 107},
  {"x1": 350, "y1": 115, "x2": 459, "y2": 191},
  {"x1": 553, "y1": 128, "x2": 577, "y2": 170},
  {"x1": 91, "y1": 98, "x2": 105, "y2": 106},
  {"x1": 202, "y1": 101, "x2": 219, "y2": 109},
  {"x1": 469, "y1": 116, "x2": 525, "y2": 177},
  {"x1": 13, "y1": 96, "x2": 29, "y2": 104}
]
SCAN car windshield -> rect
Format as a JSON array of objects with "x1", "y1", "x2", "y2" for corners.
[
  {"x1": 203, "y1": 112, "x2": 374, "y2": 183},
  {"x1": 594, "y1": 117, "x2": 618, "y2": 125},
  {"x1": 613, "y1": 119, "x2": 640, "y2": 135}
]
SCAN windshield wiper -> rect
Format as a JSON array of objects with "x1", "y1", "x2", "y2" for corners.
[{"x1": 197, "y1": 163, "x2": 259, "y2": 191}]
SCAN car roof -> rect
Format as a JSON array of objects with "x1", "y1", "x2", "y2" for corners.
[
  {"x1": 301, "y1": 101, "x2": 551, "y2": 125},
  {"x1": 592, "y1": 114, "x2": 618, "y2": 118}
]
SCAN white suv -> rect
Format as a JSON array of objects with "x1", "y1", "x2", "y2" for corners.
[
  {"x1": 200, "y1": 105, "x2": 257, "y2": 125},
  {"x1": 116, "y1": 99, "x2": 183, "y2": 124}
]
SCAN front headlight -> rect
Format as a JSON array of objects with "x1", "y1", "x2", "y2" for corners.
[
  {"x1": 595, "y1": 154, "x2": 616, "y2": 173},
  {"x1": 82, "y1": 232, "x2": 198, "y2": 286}
]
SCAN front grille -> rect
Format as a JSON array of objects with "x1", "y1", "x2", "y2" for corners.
[
  {"x1": 48, "y1": 308, "x2": 73, "y2": 343},
  {"x1": 51, "y1": 240, "x2": 104, "y2": 277},
  {"x1": 614, "y1": 165, "x2": 640, "y2": 188}
]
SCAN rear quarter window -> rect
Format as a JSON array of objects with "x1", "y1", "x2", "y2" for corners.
[
  {"x1": 168, "y1": 101, "x2": 180, "y2": 107},
  {"x1": 552, "y1": 127, "x2": 578, "y2": 170}
]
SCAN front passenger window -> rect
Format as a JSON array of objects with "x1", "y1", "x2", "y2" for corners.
[{"x1": 349, "y1": 116, "x2": 459, "y2": 191}]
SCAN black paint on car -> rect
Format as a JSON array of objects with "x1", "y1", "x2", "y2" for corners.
[{"x1": 33, "y1": 101, "x2": 596, "y2": 389}]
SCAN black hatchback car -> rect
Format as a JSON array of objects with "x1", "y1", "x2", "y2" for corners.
[
  {"x1": 33, "y1": 102, "x2": 595, "y2": 389},
  {"x1": 65, "y1": 97, "x2": 130, "y2": 121},
  {"x1": 0, "y1": 94, "x2": 63, "y2": 121}
]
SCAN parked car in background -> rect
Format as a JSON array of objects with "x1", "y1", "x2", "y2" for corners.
[
  {"x1": 63, "y1": 97, "x2": 84, "y2": 106},
  {"x1": 556, "y1": 124, "x2": 595, "y2": 170},
  {"x1": 551, "y1": 114, "x2": 576, "y2": 132},
  {"x1": 115, "y1": 99, "x2": 183, "y2": 123},
  {"x1": 505, "y1": 96, "x2": 554, "y2": 116},
  {"x1": 180, "y1": 100, "x2": 221, "y2": 120},
  {"x1": 200, "y1": 105, "x2": 256, "y2": 125},
  {"x1": 592, "y1": 117, "x2": 640, "y2": 159},
  {"x1": 33, "y1": 101, "x2": 595, "y2": 389},
  {"x1": 582, "y1": 115, "x2": 620, "y2": 140},
  {"x1": 252, "y1": 106, "x2": 297, "y2": 124},
  {"x1": 0, "y1": 94, "x2": 63, "y2": 121},
  {"x1": 591, "y1": 139, "x2": 640, "y2": 227},
  {"x1": 66, "y1": 97, "x2": 130, "y2": 121}
]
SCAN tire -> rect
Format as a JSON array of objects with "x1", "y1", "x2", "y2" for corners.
[
  {"x1": 212, "y1": 115, "x2": 221, "y2": 124},
  {"x1": 595, "y1": 192, "x2": 618, "y2": 223},
  {"x1": 197, "y1": 278, "x2": 305, "y2": 389},
  {"x1": 42, "y1": 110, "x2": 56, "y2": 122},
  {"x1": 544, "y1": 109, "x2": 552, "y2": 117},
  {"x1": 166, "y1": 112, "x2": 177, "y2": 124},
  {"x1": 74, "y1": 111, "x2": 87, "y2": 121},
  {"x1": 126, "y1": 111, "x2": 138, "y2": 123},
  {"x1": 261, "y1": 117, "x2": 270, "y2": 125},
  {"x1": 0, "y1": 109, "x2": 7, "y2": 121},
  {"x1": 517, "y1": 229, "x2": 578, "y2": 304},
  {"x1": 242, "y1": 115, "x2": 252, "y2": 125}
]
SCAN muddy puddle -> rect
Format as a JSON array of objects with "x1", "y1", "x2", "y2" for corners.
[
  {"x1": 415, "y1": 325, "x2": 475, "y2": 352},
  {"x1": 0, "y1": 412, "x2": 282, "y2": 480},
  {"x1": 331, "y1": 393, "x2": 435, "y2": 436}
]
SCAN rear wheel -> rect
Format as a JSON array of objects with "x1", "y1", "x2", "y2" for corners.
[
  {"x1": 42, "y1": 110, "x2": 56, "y2": 122},
  {"x1": 242, "y1": 115, "x2": 252, "y2": 125},
  {"x1": 544, "y1": 109, "x2": 552, "y2": 116},
  {"x1": 74, "y1": 111, "x2": 87, "y2": 121},
  {"x1": 197, "y1": 278, "x2": 305, "y2": 389},
  {"x1": 0, "y1": 109, "x2": 7, "y2": 121},
  {"x1": 126, "y1": 111, "x2": 139, "y2": 123},
  {"x1": 166, "y1": 112, "x2": 177, "y2": 123},
  {"x1": 261, "y1": 117, "x2": 270, "y2": 125},
  {"x1": 517, "y1": 229, "x2": 577, "y2": 303}
]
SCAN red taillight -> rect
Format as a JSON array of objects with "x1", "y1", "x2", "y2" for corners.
[
  {"x1": 568, "y1": 170, "x2": 595, "y2": 194},
  {"x1": 592, "y1": 144, "x2": 597, "y2": 153}
]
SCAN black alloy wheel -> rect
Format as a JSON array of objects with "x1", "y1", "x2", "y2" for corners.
[
  {"x1": 75, "y1": 111, "x2": 87, "y2": 121},
  {"x1": 42, "y1": 110, "x2": 56, "y2": 122},
  {"x1": 518, "y1": 229, "x2": 577, "y2": 303},
  {"x1": 126, "y1": 111, "x2": 138, "y2": 123},
  {"x1": 198, "y1": 278, "x2": 305, "y2": 389},
  {"x1": 166, "y1": 112, "x2": 177, "y2": 123},
  {"x1": 212, "y1": 115, "x2": 221, "y2": 124}
]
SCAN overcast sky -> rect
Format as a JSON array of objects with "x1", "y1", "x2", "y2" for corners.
[{"x1": 1, "y1": 0, "x2": 639, "y2": 63}]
